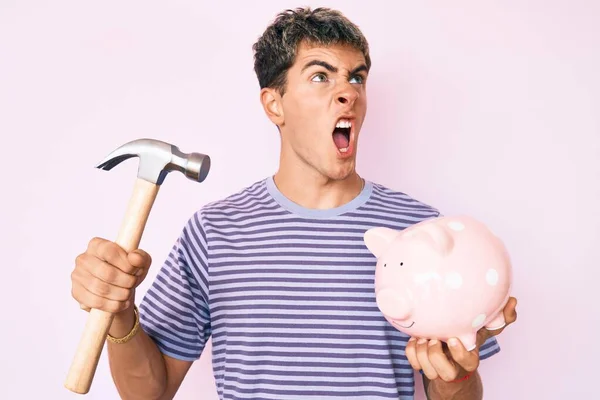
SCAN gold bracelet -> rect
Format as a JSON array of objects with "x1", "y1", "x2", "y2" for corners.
[{"x1": 107, "y1": 304, "x2": 140, "y2": 344}]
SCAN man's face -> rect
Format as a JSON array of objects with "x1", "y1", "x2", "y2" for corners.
[{"x1": 264, "y1": 42, "x2": 369, "y2": 181}]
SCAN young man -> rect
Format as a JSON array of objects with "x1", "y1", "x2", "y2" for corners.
[{"x1": 71, "y1": 7, "x2": 517, "y2": 400}]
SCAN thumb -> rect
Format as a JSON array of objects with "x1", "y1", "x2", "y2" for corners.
[
  {"x1": 447, "y1": 338, "x2": 480, "y2": 372},
  {"x1": 128, "y1": 249, "x2": 152, "y2": 270}
]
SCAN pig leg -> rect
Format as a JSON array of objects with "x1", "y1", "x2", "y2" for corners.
[
  {"x1": 484, "y1": 312, "x2": 506, "y2": 331},
  {"x1": 456, "y1": 333, "x2": 477, "y2": 352}
]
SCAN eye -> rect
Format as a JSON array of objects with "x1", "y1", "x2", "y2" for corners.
[
  {"x1": 349, "y1": 75, "x2": 364, "y2": 84},
  {"x1": 311, "y1": 73, "x2": 328, "y2": 82},
  {"x1": 400, "y1": 262, "x2": 404, "y2": 266}
]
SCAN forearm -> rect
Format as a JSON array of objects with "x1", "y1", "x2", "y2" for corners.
[
  {"x1": 107, "y1": 305, "x2": 167, "y2": 400},
  {"x1": 425, "y1": 370, "x2": 483, "y2": 400}
]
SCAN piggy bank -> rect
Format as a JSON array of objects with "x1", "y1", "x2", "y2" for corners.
[{"x1": 364, "y1": 215, "x2": 512, "y2": 351}]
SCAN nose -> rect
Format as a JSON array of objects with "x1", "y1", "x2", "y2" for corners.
[
  {"x1": 376, "y1": 288, "x2": 412, "y2": 321},
  {"x1": 335, "y1": 84, "x2": 359, "y2": 106}
]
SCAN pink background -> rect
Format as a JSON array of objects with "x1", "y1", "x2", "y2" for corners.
[{"x1": 1, "y1": 1, "x2": 598, "y2": 399}]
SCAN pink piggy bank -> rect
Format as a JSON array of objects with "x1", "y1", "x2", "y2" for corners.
[{"x1": 364, "y1": 215, "x2": 512, "y2": 351}]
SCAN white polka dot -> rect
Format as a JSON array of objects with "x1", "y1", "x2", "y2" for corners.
[
  {"x1": 445, "y1": 272, "x2": 463, "y2": 289},
  {"x1": 447, "y1": 221, "x2": 465, "y2": 231},
  {"x1": 472, "y1": 313, "x2": 486, "y2": 328},
  {"x1": 486, "y1": 269, "x2": 499, "y2": 286}
]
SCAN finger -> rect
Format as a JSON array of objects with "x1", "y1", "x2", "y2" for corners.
[
  {"x1": 76, "y1": 268, "x2": 132, "y2": 302},
  {"x1": 504, "y1": 297, "x2": 518, "y2": 325},
  {"x1": 487, "y1": 297, "x2": 518, "y2": 337},
  {"x1": 76, "y1": 253, "x2": 138, "y2": 289},
  {"x1": 416, "y1": 338, "x2": 438, "y2": 380},
  {"x1": 87, "y1": 237, "x2": 136, "y2": 274},
  {"x1": 128, "y1": 249, "x2": 152, "y2": 269},
  {"x1": 128, "y1": 249, "x2": 152, "y2": 280},
  {"x1": 72, "y1": 283, "x2": 131, "y2": 314},
  {"x1": 447, "y1": 338, "x2": 480, "y2": 372},
  {"x1": 405, "y1": 338, "x2": 421, "y2": 371},
  {"x1": 427, "y1": 340, "x2": 460, "y2": 382}
]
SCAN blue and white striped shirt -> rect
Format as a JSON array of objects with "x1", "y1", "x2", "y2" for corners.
[{"x1": 138, "y1": 176, "x2": 500, "y2": 399}]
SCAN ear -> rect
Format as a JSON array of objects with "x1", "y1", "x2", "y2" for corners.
[
  {"x1": 364, "y1": 227, "x2": 399, "y2": 258},
  {"x1": 260, "y1": 87, "x2": 284, "y2": 126},
  {"x1": 414, "y1": 222, "x2": 455, "y2": 256}
]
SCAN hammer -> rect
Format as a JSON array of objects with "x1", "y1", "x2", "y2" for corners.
[{"x1": 64, "y1": 138, "x2": 211, "y2": 394}]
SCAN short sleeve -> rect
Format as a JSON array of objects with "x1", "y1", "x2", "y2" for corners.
[
  {"x1": 479, "y1": 335, "x2": 501, "y2": 360},
  {"x1": 138, "y1": 212, "x2": 211, "y2": 361}
]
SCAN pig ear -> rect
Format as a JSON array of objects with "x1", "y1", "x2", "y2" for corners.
[
  {"x1": 364, "y1": 227, "x2": 399, "y2": 258},
  {"x1": 418, "y1": 222, "x2": 455, "y2": 255}
]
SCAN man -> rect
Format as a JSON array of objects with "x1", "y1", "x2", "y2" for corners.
[{"x1": 71, "y1": 7, "x2": 517, "y2": 400}]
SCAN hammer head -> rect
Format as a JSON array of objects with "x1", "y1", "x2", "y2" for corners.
[{"x1": 95, "y1": 138, "x2": 211, "y2": 185}]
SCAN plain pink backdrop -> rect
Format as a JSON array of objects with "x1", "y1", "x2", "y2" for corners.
[{"x1": 1, "y1": 1, "x2": 598, "y2": 399}]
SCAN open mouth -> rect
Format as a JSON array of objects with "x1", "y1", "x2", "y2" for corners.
[{"x1": 332, "y1": 119, "x2": 352, "y2": 154}]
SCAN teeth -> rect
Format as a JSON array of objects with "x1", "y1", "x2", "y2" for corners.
[
  {"x1": 335, "y1": 119, "x2": 352, "y2": 129},
  {"x1": 339, "y1": 147, "x2": 349, "y2": 153}
]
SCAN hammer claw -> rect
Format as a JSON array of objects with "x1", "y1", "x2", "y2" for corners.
[
  {"x1": 95, "y1": 153, "x2": 137, "y2": 171},
  {"x1": 94, "y1": 138, "x2": 211, "y2": 185}
]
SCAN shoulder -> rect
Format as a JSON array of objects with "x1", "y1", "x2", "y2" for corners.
[
  {"x1": 184, "y1": 178, "x2": 271, "y2": 228},
  {"x1": 367, "y1": 181, "x2": 441, "y2": 216},
  {"x1": 358, "y1": 181, "x2": 441, "y2": 230}
]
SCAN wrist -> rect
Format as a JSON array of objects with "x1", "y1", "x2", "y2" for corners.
[
  {"x1": 109, "y1": 304, "x2": 136, "y2": 338},
  {"x1": 427, "y1": 370, "x2": 482, "y2": 400},
  {"x1": 450, "y1": 367, "x2": 473, "y2": 383}
]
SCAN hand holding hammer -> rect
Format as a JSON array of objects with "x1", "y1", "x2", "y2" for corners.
[{"x1": 65, "y1": 138, "x2": 210, "y2": 394}]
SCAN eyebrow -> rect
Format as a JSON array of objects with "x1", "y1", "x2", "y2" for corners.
[{"x1": 302, "y1": 60, "x2": 368, "y2": 75}]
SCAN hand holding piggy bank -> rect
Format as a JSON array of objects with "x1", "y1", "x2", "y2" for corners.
[{"x1": 364, "y1": 215, "x2": 512, "y2": 351}]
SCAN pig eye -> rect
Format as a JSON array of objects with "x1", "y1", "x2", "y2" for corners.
[{"x1": 383, "y1": 262, "x2": 404, "y2": 267}]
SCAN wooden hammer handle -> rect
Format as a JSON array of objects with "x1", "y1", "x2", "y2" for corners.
[{"x1": 65, "y1": 178, "x2": 160, "y2": 394}]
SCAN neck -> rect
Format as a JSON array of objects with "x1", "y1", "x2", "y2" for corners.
[{"x1": 273, "y1": 159, "x2": 364, "y2": 210}]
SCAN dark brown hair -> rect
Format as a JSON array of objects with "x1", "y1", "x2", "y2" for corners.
[{"x1": 252, "y1": 7, "x2": 371, "y2": 95}]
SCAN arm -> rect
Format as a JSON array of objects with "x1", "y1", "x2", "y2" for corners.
[
  {"x1": 423, "y1": 368, "x2": 483, "y2": 400},
  {"x1": 407, "y1": 298, "x2": 517, "y2": 400},
  {"x1": 422, "y1": 331, "x2": 505, "y2": 400},
  {"x1": 109, "y1": 212, "x2": 212, "y2": 399},
  {"x1": 107, "y1": 305, "x2": 192, "y2": 400},
  {"x1": 419, "y1": 332, "x2": 501, "y2": 400}
]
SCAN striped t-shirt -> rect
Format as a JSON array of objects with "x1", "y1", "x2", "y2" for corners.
[{"x1": 138, "y1": 176, "x2": 500, "y2": 399}]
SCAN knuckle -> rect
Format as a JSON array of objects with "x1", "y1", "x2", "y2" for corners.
[
  {"x1": 75, "y1": 253, "x2": 85, "y2": 266},
  {"x1": 467, "y1": 360, "x2": 480, "y2": 372},
  {"x1": 117, "y1": 288, "x2": 132, "y2": 302},
  {"x1": 76, "y1": 253, "x2": 95, "y2": 271},
  {"x1": 108, "y1": 301, "x2": 125, "y2": 313},
  {"x1": 99, "y1": 265, "x2": 118, "y2": 283},
  {"x1": 425, "y1": 370, "x2": 438, "y2": 380},
  {"x1": 126, "y1": 274, "x2": 138, "y2": 288},
  {"x1": 88, "y1": 236, "x2": 104, "y2": 251},
  {"x1": 443, "y1": 369, "x2": 459, "y2": 382},
  {"x1": 103, "y1": 243, "x2": 122, "y2": 264},
  {"x1": 71, "y1": 286, "x2": 79, "y2": 301},
  {"x1": 72, "y1": 284, "x2": 87, "y2": 303}
]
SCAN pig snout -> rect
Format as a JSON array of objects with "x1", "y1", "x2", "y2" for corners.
[{"x1": 376, "y1": 288, "x2": 412, "y2": 320}]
